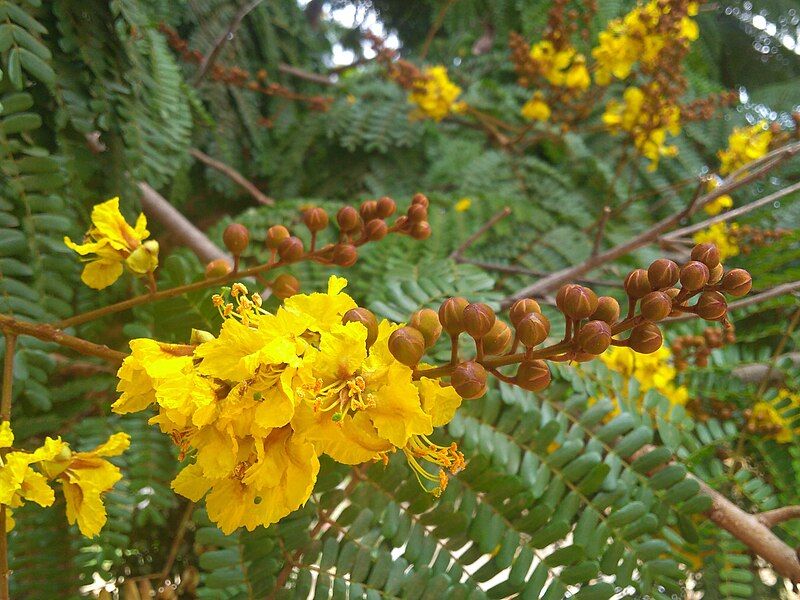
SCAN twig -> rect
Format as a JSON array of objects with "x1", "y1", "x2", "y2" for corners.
[
  {"x1": 459, "y1": 259, "x2": 624, "y2": 288},
  {"x1": 420, "y1": 0, "x2": 457, "y2": 60},
  {"x1": 757, "y1": 506, "x2": 800, "y2": 528},
  {"x1": 449, "y1": 207, "x2": 512, "y2": 260},
  {"x1": 666, "y1": 281, "x2": 800, "y2": 322},
  {"x1": 757, "y1": 306, "x2": 800, "y2": 398},
  {"x1": 591, "y1": 206, "x2": 612, "y2": 257},
  {"x1": 189, "y1": 148, "x2": 274, "y2": 206},
  {"x1": 193, "y1": 0, "x2": 265, "y2": 86},
  {"x1": 129, "y1": 500, "x2": 195, "y2": 583},
  {"x1": 277, "y1": 64, "x2": 334, "y2": 86}
]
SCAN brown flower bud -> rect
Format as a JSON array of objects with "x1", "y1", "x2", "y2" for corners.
[
  {"x1": 205, "y1": 258, "x2": 232, "y2": 279},
  {"x1": 412, "y1": 193, "x2": 429, "y2": 208},
  {"x1": 557, "y1": 285, "x2": 598, "y2": 320},
  {"x1": 278, "y1": 236, "x2": 304, "y2": 262},
  {"x1": 409, "y1": 308, "x2": 442, "y2": 348},
  {"x1": 721, "y1": 268, "x2": 752, "y2": 297},
  {"x1": 708, "y1": 263, "x2": 724, "y2": 285},
  {"x1": 509, "y1": 298, "x2": 541, "y2": 327},
  {"x1": 516, "y1": 312, "x2": 550, "y2": 347},
  {"x1": 336, "y1": 206, "x2": 361, "y2": 232},
  {"x1": 343, "y1": 307, "x2": 379, "y2": 348},
  {"x1": 463, "y1": 303, "x2": 496, "y2": 339},
  {"x1": 639, "y1": 291, "x2": 672, "y2": 322},
  {"x1": 482, "y1": 320, "x2": 512, "y2": 355},
  {"x1": 377, "y1": 196, "x2": 397, "y2": 218},
  {"x1": 410, "y1": 221, "x2": 432, "y2": 240},
  {"x1": 450, "y1": 361, "x2": 487, "y2": 399},
  {"x1": 680, "y1": 261, "x2": 710, "y2": 291},
  {"x1": 439, "y1": 297, "x2": 469, "y2": 336},
  {"x1": 365, "y1": 219, "x2": 388, "y2": 241},
  {"x1": 222, "y1": 223, "x2": 249, "y2": 256},
  {"x1": 271, "y1": 274, "x2": 300, "y2": 299},
  {"x1": 576, "y1": 320, "x2": 612, "y2": 355},
  {"x1": 695, "y1": 291, "x2": 727, "y2": 321},
  {"x1": 388, "y1": 326, "x2": 426, "y2": 366},
  {"x1": 628, "y1": 322, "x2": 663, "y2": 354},
  {"x1": 408, "y1": 204, "x2": 428, "y2": 223},
  {"x1": 360, "y1": 200, "x2": 379, "y2": 222},
  {"x1": 266, "y1": 225, "x2": 290, "y2": 249},
  {"x1": 515, "y1": 359, "x2": 551, "y2": 392},
  {"x1": 691, "y1": 242, "x2": 721, "y2": 269},
  {"x1": 332, "y1": 243, "x2": 358, "y2": 267},
  {"x1": 303, "y1": 207, "x2": 329, "y2": 233},
  {"x1": 647, "y1": 259, "x2": 680, "y2": 289},
  {"x1": 624, "y1": 269, "x2": 651, "y2": 299},
  {"x1": 591, "y1": 296, "x2": 620, "y2": 324},
  {"x1": 394, "y1": 215, "x2": 409, "y2": 230}
]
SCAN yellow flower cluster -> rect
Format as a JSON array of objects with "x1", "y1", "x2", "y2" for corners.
[
  {"x1": 693, "y1": 222, "x2": 740, "y2": 261},
  {"x1": 454, "y1": 197, "x2": 472, "y2": 212},
  {"x1": 703, "y1": 177, "x2": 734, "y2": 216},
  {"x1": 0, "y1": 422, "x2": 129, "y2": 537},
  {"x1": 521, "y1": 92, "x2": 551, "y2": 122},
  {"x1": 408, "y1": 66, "x2": 465, "y2": 121},
  {"x1": 592, "y1": 1, "x2": 699, "y2": 85},
  {"x1": 65, "y1": 197, "x2": 159, "y2": 290},
  {"x1": 600, "y1": 345, "x2": 689, "y2": 411},
  {"x1": 602, "y1": 86, "x2": 681, "y2": 169},
  {"x1": 749, "y1": 391, "x2": 800, "y2": 443},
  {"x1": 718, "y1": 122, "x2": 773, "y2": 176},
  {"x1": 113, "y1": 276, "x2": 465, "y2": 534},
  {"x1": 529, "y1": 41, "x2": 590, "y2": 90}
]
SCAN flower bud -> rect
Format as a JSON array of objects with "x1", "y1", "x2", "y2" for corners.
[
  {"x1": 332, "y1": 243, "x2": 358, "y2": 267},
  {"x1": 451, "y1": 361, "x2": 487, "y2": 399},
  {"x1": 388, "y1": 326, "x2": 426, "y2": 366},
  {"x1": 691, "y1": 242, "x2": 721, "y2": 269},
  {"x1": 303, "y1": 207, "x2": 329, "y2": 233},
  {"x1": 516, "y1": 312, "x2": 550, "y2": 347},
  {"x1": 365, "y1": 219, "x2": 388, "y2": 241},
  {"x1": 463, "y1": 303, "x2": 496, "y2": 339},
  {"x1": 695, "y1": 291, "x2": 727, "y2": 321},
  {"x1": 266, "y1": 225, "x2": 290, "y2": 249},
  {"x1": 558, "y1": 285, "x2": 598, "y2": 320},
  {"x1": 272, "y1": 274, "x2": 300, "y2": 299},
  {"x1": 624, "y1": 269, "x2": 651, "y2": 299},
  {"x1": 721, "y1": 268, "x2": 752, "y2": 297},
  {"x1": 223, "y1": 223, "x2": 249, "y2": 256},
  {"x1": 639, "y1": 291, "x2": 672, "y2": 322},
  {"x1": 360, "y1": 200, "x2": 379, "y2": 222},
  {"x1": 408, "y1": 204, "x2": 428, "y2": 223},
  {"x1": 591, "y1": 296, "x2": 620, "y2": 324},
  {"x1": 628, "y1": 323, "x2": 663, "y2": 354},
  {"x1": 576, "y1": 320, "x2": 612, "y2": 355},
  {"x1": 680, "y1": 261, "x2": 710, "y2": 291},
  {"x1": 647, "y1": 259, "x2": 679, "y2": 289},
  {"x1": 708, "y1": 263, "x2": 724, "y2": 285},
  {"x1": 482, "y1": 320, "x2": 512, "y2": 355},
  {"x1": 509, "y1": 298, "x2": 541, "y2": 327},
  {"x1": 409, "y1": 308, "x2": 443, "y2": 348},
  {"x1": 278, "y1": 236, "x2": 304, "y2": 262},
  {"x1": 395, "y1": 215, "x2": 409, "y2": 231},
  {"x1": 336, "y1": 206, "x2": 360, "y2": 232},
  {"x1": 343, "y1": 307, "x2": 379, "y2": 348},
  {"x1": 377, "y1": 196, "x2": 397, "y2": 218},
  {"x1": 412, "y1": 193, "x2": 429, "y2": 208},
  {"x1": 190, "y1": 329, "x2": 215, "y2": 345},
  {"x1": 439, "y1": 297, "x2": 469, "y2": 335},
  {"x1": 205, "y1": 258, "x2": 232, "y2": 279},
  {"x1": 410, "y1": 221, "x2": 432, "y2": 240},
  {"x1": 515, "y1": 359, "x2": 551, "y2": 392}
]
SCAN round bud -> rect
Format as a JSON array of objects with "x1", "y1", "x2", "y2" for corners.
[
  {"x1": 556, "y1": 284, "x2": 577, "y2": 312},
  {"x1": 278, "y1": 236, "x2": 304, "y2": 262},
  {"x1": 205, "y1": 258, "x2": 232, "y2": 279},
  {"x1": 624, "y1": 269, "x2": 651, "y2": 299},
  {"x1": 395, "y1": 215, "x2": 409, "y2": 231},
  {"x1": 408, "y1": 204, "x2": 428, "y2": 223},
  {"x1": 409, "y1": 308, "x2": 442, "y2": 348},
  {"x1": 691, "y1": 242, "x2": 721, "y2": 269},
  {"x1": 266, "y1": 225, "x2": 290, "y2": 249},
  {"x1": 463, "y1": 303, "x2": 496, "y2": 339},
  {"x1": 359, "y1": 200, "x2": 379, "y2": 222},
  {"x1": 410, "y1": 221, "x2": 432, "y2": 240},
  {"x1": 343, "y1": 307, "x2": 379, "y2": 348},
  {"x1": 509, "y1": 298, "x2": 541, "y2": 327},
  {"x1": 482, "y1": 320, "x2": 512, "y2": 355},
  {"x1": 628, "y1": 323, "x2": 663, "y2": 354},
  {"x1": 591, "y1": 296, "x2": 621, "y2": 324},
  {"x1": 708, "y1": 263, "x2": 724, "y2": 285},
  {"x1": 411, "y1": 193, "x2": 429, "y2": 208},
  {"x1": 272, "y1": 274, "x2": 300, "y2": 299},
  {"x1": 332, "y1": 244, "x2": 358, "y2": 267},
  {"x1": 303, "y1": 207, "x2": 329, "y2": 233},
  {"x1": 558, "y1": 285, "x2": 598, "y2": 320},
  {"x1": 647, "y1": 259, "x2": 680, "y2": 289},
  {"x1": 451, "y1": 361, "x2": 488, "y2": 399},
  {"x1": 336, "y1": 206, "x2": 360, "y2": 232},
  {"x1": 515, "y1": 359, "x2": 551, "y2": 392},
  {"x1": 695, "y1": 291, "x2": 727, "y2": 321},
  {"x1": 222, "y1": 223, "x2": 249, "y2": 256},
  {"x1": 365, "y1": 219, "x2": 388, "y2": 241},
  {"x1": 572, "y1": 351, "x2": 596, "y2": 363},
  {"x1": 439, "y1": 297, "x2": 469, "y2": 336},
  {"x1": 377, "y1": 196, "x2": 397, "y2": 218},
  {"x1": 576, "y1": 320, "x2": 612, "y2": 355},
  {"x1": 721, "y1": 268, "x2": 752, "y2": 297},
  {"x1": 680, "y1": 261, "x2": 710, "y2": 291},
  {"x1": 388, "y1": 326, "x2": 426, "y2": 366},
  {"x1": 516, "y1": 312, "x2": 550, "y2": 348},
  {"x1": 639, "y1": 291, "x2": 672, "y2": 322}
]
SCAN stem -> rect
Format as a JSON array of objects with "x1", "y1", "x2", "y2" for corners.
[
  {"x1": 189, "y1": 148, "x2": 274, "y2": 206},
  {"x1": 449, "y1": 207, "x2": 511, "y2": 260}
]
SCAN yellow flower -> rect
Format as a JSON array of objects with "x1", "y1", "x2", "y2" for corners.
[
  {"x1": 703, "y1": 180, "x2": 733, "y2": 216},
  {"x1": 408, "y1": 66, "x2": 464, "y2": 121},
  {"x1": 692, "y1": 222, "x2": 739, "y2": 261},
  {"x1": 749, "y1": 401, "x2": 794, "y2": 443},
  {"x1": 64, "y1": 197, "x2": 159, "y2": 290},
  {"x1": 521, "y1": 92, "x2": 551, "y2": 122},
  {"x1": 529, "y1": 41, "x2": 589, "y2": 90},
  {"x1": 718, "y1": 122, "x2": 772, "y2": 176},
  {"x1": 454, "y1": 198, "x2": 472, "y2": 212}
]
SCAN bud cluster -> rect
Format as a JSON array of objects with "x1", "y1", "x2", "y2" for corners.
[{"x1": 672, "y1": 323, "x2": 736, "y2": 371}]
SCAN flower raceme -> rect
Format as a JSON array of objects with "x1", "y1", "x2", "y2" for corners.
[
  {"x1": 113, "y1": 276, "x2": 465, "y2": 534},
  {"x1": 408, "y1": 66, "x2": 466, "y2": 121},
  {"x1": 65, "y1": 197, "x2": 159, "y2": 290},
  {"x1": 528, "y1": 41, "x2": 591, "y2": 90}
]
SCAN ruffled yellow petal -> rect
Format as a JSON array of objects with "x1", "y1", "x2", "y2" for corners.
[
  {"x1": 418, "y1": 378, "x2": 462, "y2": 427},
  {"x1": 81, "y1": 258, "x2": 124, "y2": 290},
  {"x1": 369, "y1": 377, "x2": 432, "y2": 447},
  {"x1": 87, "y1": 432, "x2": 130, "y2": 457},
  {"x1": 0, "y1": 421, "x2": 13, "y2": 448},
  {"x1": 171, "y1": 463, "x2": 214, "y2": 502}
]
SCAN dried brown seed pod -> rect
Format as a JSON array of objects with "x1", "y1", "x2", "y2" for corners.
[
  {"x1": 463, "y1": 303, "x2": 496, "y2": 339},
  {"x1": 266, "y1": 225, "x2": 290, "y2": 249},
  {"x1": 377, "y1": 196, "x2": 397, "y2": 218},
  {"x1": 205, "y1": 258, "x2": 232, "y2": 279},
  {"x1": 336, "y1": 206, "x2": 361, "y2": 232},
  {"x1": 278, "y1": 236, "x2": 304, "y2": 262},
  {"x1": 332, "y1": 243, "x2": 358, "y2": 266},
  {"x1": 624, "y1": 269, "x2": 652, "y2": 299},
  {"x1": 558, "y1": 285, "x2": 598, "y2": 320},
  {"x1": 515, "y1": 359, "x2": 551, "y2": 391},
  {"x1": 721, "y1": 268, "x2": 752, "y2": 297},
  {"x1": 509, "y1": 298, "x2": 541, "y2": 327},
  {"x1": 272, "y1": 273, "x2": 300, "y2": 299},
  {"x1": 388, "y1": 326, "x2": 426, "y2": 366},
  {"x1": 439, "y1": 297, "x2": 469, "y2": 335},
  {"x1": 482, "y1": 320, "x2": 513, "y2": 355},
  {"x1": 409, "y1": 308, "x2": 443, "y2": 348},
  {"x1": 695, "y1": 291, "x2": 727, "y2": 321},
  {"x1": 576, "y1": 320, "x2": 612, "y2": 355},
  {"x1": 628, "y1": 322, "x2": 663, "y2": 354},
  {"x1": 343, "y1": 307, "x2": 379, "y2": 348},
  {"x1": 451, "y1": 361, "x2": 488, "y2": 399},
  {"x1": 223, "y1": 223, "x2": 249, "y2": 256},
  {"x1": 303, "y1": 207, "x2": 329, "y2": 233},
  {"x1": 591, "y1": 296, "x2": 621, "y2": 324},
  {"x1": 691, "y1": 242, "x2": 721, "y2": 269},
  {"x1": 680, "y1": 261, "x2": 710, "y2": 291},
  {"x1": 516, "y1": 312, "x2": 550, "y2": 347},
  {"x1": 639, "y1": 291, "x2": 672, "y2": 322},
  {"x1": 647, "y1": 259, "x2": 680, "y2": 289}
]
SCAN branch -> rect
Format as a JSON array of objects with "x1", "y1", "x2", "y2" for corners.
[
  {"x1": 420, "y1": 0, "x2": 457, "y2": 60},
  {"x1": 458, "y1": 258, "x2": 624, "y2": 288},
  {"x1": 277, "y1": 64, "x2": 335, "y2": 86},
  {"x1": 732, "y1": 352, "x2": 800, "y2": 385},
  {"x1": 449, "y1": 207, "x2": 511, "y2": 259},
  {"x1": 757, "y1": 506, "x2": 800, "y2": 528},
  {"x1": 591, "y1": 206, "x2": 612, "y2": 257},
  {"x1": 189, "y1": 148, "x2": 274, "y2": 206}
]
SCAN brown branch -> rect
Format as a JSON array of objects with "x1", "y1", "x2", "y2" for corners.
[
  {"x1": 129, "y1": 500, "x2": 195, "y2": 583},
  {"x1": 420, "y1": 0, "x2": 457, "y2": 60},
  {"x1": 189, "y1": 148, "x2": 274, "y2": 206},
  {"x1": 591, "y1": 206, "x2": 612, "y2": 257},
  {"x1": 276, "y1": 64, "x2": 334, "y2": 86},
  {"x1": 757, "y1": 506, "x2": 800, "y2": 528},
  {"x1": 449, "y1": 207, "x2": 511, "y2": 260},
  {"x1": 459, "y1": 258, "x2": 624, "y2": 288}
]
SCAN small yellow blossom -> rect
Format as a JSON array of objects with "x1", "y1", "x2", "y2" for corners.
[
  {"x1": 703, "y1": 178, "x2": 734, "y2": 216},
  {"x1": 718, "y1": 122, "x2": 772, "y2": 176},
  {"x1": 521, "y1": 92, "x2": 551, "y2": 122},
  {"x1": 749, "y1": 401, "x2": 794, "y2": 443},
  {"x1": 692, "y1": 222, "x2": 740, "y2": 261},
  {"x1": 408, "y1": 66, "x2": 465, "y2": 121},
  {"x1": 65, "y1": 197, "x2": 159, "y2": 290},
  {"x1": 529, "y1": 41, "x2": 590, "y2": 90},
  {"x1": 454, "y1": 198, "x2": 472, "y2": 212}
]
